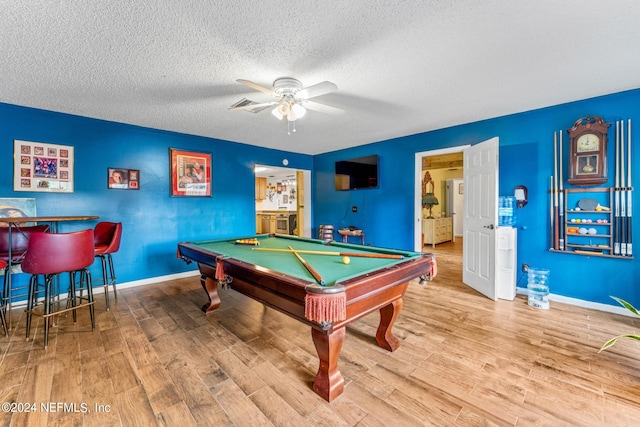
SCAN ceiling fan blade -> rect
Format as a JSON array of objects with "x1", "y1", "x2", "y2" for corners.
[
  {"x1": 301, "y1": 100, "x2": 344, "y2": 115},
  {"x1": 296, "y1": 81, "x2": 338, "y2": 100},
  {"x1": 236, "y1": 79, "x2": 278, "y2": 97},
  {"x1": 229, "y1": 99, "x2": 276, "y2": 112}
]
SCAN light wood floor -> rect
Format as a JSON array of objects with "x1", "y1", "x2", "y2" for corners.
[{"x1": 1, "y1": 239, "x2": 640, "y2": 426}]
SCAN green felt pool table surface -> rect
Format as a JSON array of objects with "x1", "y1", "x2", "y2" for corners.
[{"x1": 188, "y1": 234, "x2": 420, "y2": 287}]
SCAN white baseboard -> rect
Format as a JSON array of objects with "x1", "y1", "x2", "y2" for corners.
[
  {"x1": 7, "y1": 269, "x2": 201, "y2": 309},
  {"x1": 516, "y1": 287, "x2": 632, "y2": 317},
  {"x1": 111, "y1": 269, "x2": 200, "y2": 292}
]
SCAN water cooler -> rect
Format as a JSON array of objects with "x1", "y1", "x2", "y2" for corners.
[
  {"x1": 496, "y1": 226, "x2": 517, "y2": 300},
  {"x1": 527, "y1": 268, "x2": 550, "y2": 309}
]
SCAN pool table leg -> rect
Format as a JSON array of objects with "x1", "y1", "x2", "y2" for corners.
[
  {"x1": 311, "y1": 326, "x2": 346, "y2": 402},
  {"x1": 376, "y1": 298, "x2": 403, "y2": 351},
  {"x1": 200, "y1": 274, "x2": 221, "y2": 314}
]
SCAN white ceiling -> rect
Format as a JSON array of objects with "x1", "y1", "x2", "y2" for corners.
[
  {"x1": 255, "y1": 165, "x2": 296, "y2": 181},
  {"x1": 2, "y1": 1, "x2": 640, "y2": 155}
]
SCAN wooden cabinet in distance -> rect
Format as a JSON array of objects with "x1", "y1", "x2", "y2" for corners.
[{"x1": 423, "y1": 217, "x2": 453, "y2": 247}]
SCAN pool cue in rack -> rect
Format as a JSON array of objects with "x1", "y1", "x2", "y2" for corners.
[
  {"x1": 614, "y1": 118, "x2": 633, "y2": 257},
  {"x1": 626, "y1": 118, "x2": 633, "y2": 257}
]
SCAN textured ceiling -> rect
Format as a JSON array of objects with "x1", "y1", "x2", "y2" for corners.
[{"x1": 2, "y1": 1, "x2": 640, "y2": 155}]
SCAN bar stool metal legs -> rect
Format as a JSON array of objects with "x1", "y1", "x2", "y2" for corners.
[
  {"x1": 67, "y1": 269, "x2": 95, "y2": 329},
  {"x1": 25, "y1": 269, "x2": 95, "y2": 349},
  {"x1": 0, "y1": 260, "x2": 7, "y2": 336},
  {"x1": 93, "y1": 222, "x2": 122, "y2": 311},
  {"x1": 0, "y1": 296, "x2": 6, "y2": 335},
  {"x1": 97, "y1": 252, "x2": 117, "y2": 310},
  {"x1": 0, "y1": 307, "x2": 6, "y2": 337}
]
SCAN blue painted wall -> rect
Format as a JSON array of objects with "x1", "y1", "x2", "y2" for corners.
[
  {"x1": 0, "y1": 103, "x2": 312, "y2": 293},
  {"x1": 2, "y1": 89, "x2": 638, "y2": 308},
  {"x1": 313, "y1": 89, "x2": 640, "y2": 307}
]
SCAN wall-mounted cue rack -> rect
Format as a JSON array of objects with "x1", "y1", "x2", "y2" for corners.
[{"x1": 549, "y1": 117, "x2": 633, "y2": 259}]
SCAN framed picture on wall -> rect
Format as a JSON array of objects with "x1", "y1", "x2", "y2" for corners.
[
  {"x1": 459, "y1": 183, "x2": 464, "y2": 194},
  {"x1": 13, "y1": 140, "x2": 74, "y2": 192},
  {"x1": 107, "y1": 168, "x2": 140, "y2": 190},
  {"x1": 169, "y1": 148, "x2": 212, "y2": 197}
]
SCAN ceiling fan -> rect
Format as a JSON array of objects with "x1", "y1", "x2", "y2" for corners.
[{"x1": 229, "y1": 77, "x2": 344, "y2": 132}]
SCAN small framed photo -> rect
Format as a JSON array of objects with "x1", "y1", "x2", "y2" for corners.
[
  {"x1": 459, "y1": 183, "x2": 464, "y2": 194},
  {"x1": 169, "y1": 148, "x2": 212, "y2": 197},
  {"x1": 108, "y1": 168, "x2": 140, "y2": 190}
]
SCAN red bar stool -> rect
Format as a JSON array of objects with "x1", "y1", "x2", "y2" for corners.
[
  {"x1": 0, "y1": 259, "x2": 7, "y2": 336},
  {"x1": 22, "y1": 229, "x2": 96, "y2": 349},
  {"x1": 1, "y1": 225, "x2": 49, "y2": 328},
  {"x1": 93, "y1": 222, "x2": 122, "y2": 310}
]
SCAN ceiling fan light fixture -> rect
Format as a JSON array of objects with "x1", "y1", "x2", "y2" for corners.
[
  {"x1": 271, "y1": 107, "x2": 284, "y2": 120},
  {"x1": 291, "y1": 103, "x2": 306, "y2": 119},
  {"x1": 277, "y1": 102, "x2": 290, "y2": 116}
]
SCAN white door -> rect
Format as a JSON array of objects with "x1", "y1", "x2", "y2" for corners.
[{"x1": 462, "y1": 137, "x2": 499, "y2": 300}]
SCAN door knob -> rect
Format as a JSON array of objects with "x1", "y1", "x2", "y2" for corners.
[{"x1": 483, "y1": 224, "x2": 495, "y2": 229}]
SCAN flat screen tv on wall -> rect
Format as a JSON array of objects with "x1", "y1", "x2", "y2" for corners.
[{"x1": 335, "y1": 155, "x2": 379, "y2": 190}]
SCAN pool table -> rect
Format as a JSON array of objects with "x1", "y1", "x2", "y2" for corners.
[{"x1": 177, "y1": 234, "x2": 436, "y2": 402}]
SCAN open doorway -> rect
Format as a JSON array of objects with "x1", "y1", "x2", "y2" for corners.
[
  {"x1": 255, "y1": 165, "x2": 311, "y2": 237},
  {"x1": 416, "y1": 139, "x2": 502, "y2": 301},
  {"x1": 414, "y1": 146, "x2": 468, "y2": 252}
]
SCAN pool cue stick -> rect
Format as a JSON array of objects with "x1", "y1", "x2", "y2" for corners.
[
  {"x1": 621, "y1": 120, "x2": 627, "y2": 256},
  {"x1": 627, "y1": 118, "x2": 633, "y2": 256},
  {"x1": 252, "y1": 247, "x2": 404, "y2": 259},
  {"x1": 614, "y1": 121, "x2": 621, "y2": 255},
  {"x1": 549, "y1": 176, "x2": 554, "y2": 249},
  {"x1": 288, "y1": 246, "x2": 325, "y2": 285},
  {"x1": 559, "y1": 130, "x2": 565, "y2": 251},
  {"x1": 554, "y1": 132, "x2": 559, "y2": 250}
]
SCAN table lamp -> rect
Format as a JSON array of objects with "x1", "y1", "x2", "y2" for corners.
[{"x1": 422, "y1": 194, "x2": 439, "y2": 218}]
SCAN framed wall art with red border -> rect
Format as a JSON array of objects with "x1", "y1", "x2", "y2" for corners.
[{"x1": 169, "y1": 148, "x2": 212, "y2": 197}]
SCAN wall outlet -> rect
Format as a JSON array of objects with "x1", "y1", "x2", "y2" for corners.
[{"x1": 522, "y1": 263, "x2": 530, "y2": 273}]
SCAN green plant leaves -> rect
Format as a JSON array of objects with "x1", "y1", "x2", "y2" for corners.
[
  {"x1": 599, "y1": 296, "x2": 640, "y2": 353},
  {"x1": 610, "y1": 296, "x2": 640, "y2": 317},
  {"x1": 599, "y1": 334, "x2": 640, "y2": 352}
]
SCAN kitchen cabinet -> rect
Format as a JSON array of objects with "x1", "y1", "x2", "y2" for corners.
[{"x1": 255, "y1": 177, "x2": 267, "y2": 200}]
